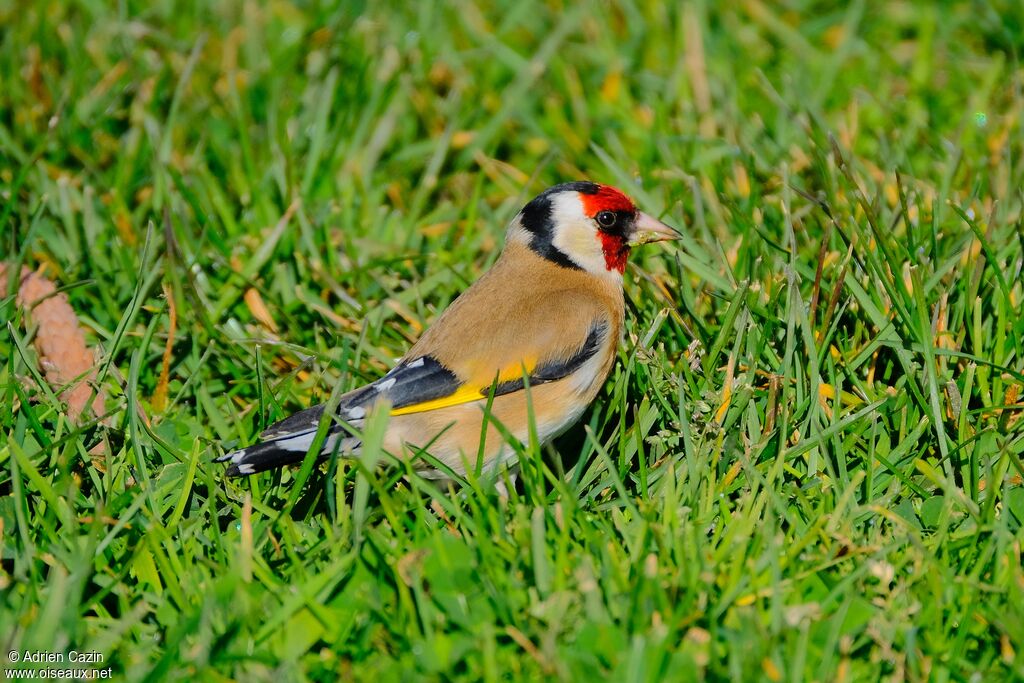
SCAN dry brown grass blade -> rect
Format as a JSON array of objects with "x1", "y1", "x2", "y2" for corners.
[
  {"x1": 151, "y1": 282, "x2": 178, "y2": 413},
  {"x1": 1, "y1": 263, "x2": 107, "y2": 421}
]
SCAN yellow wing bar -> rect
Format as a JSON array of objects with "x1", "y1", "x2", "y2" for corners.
[{"x1": 389, "y1": 360, "x2": 536, "y2": 416}]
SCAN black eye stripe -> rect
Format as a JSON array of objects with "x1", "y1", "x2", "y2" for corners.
[{"x1": 595, "y1": 210, "x2": 634, "y2": 235}]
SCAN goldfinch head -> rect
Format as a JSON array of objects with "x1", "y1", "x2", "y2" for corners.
[{"x1": 508, "y1": 181, "x2": 679, "y2": 277}]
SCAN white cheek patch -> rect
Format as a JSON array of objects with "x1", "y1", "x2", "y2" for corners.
[{"x1": 549, "y1": 193, "x2": 615, "y2": 276}]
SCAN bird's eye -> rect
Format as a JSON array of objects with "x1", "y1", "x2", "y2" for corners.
[{"x1": 596, "y1": 211, "x2": 617, "y2": 229}]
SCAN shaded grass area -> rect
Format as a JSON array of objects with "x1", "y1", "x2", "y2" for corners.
[{"x1": 2, "y1": 0, "x2": 1024, "y2": 680}]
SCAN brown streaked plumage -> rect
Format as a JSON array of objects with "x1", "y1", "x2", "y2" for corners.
[
  {"x1": 219, "y1": 181, "x2": 679, "y2": 488},
  {"x1": 408, "y1": 241, "x2": 624, "y2": 388},
  {"x1": 381, "y1": 241, "x2": 625, "y2": 475}
]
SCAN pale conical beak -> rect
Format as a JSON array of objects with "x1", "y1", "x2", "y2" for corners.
[{"x1": 627, "y1": 212, "x2": 682, "y2": 247}]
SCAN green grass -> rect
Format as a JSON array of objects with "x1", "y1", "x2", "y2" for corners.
[{"x1": 2, "y1": 0, "x2": 1024, "y2": 680}]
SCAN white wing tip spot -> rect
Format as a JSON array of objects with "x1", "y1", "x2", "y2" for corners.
[
  {"x1": 222, "y1": 450, "x2": 245, "y2": 463},
  {"x1": 236, "y1": 463, "x2": 255, "y2": 475}
]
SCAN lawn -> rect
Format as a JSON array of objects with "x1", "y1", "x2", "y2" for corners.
[{"x1": 2, "y1": 1, "x2": 1023, "y2": 680}]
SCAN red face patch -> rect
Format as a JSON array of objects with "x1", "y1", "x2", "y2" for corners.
[
  {"x1": 599, "y1": 232, "x2": 630, "y2": 273},
  {"x1": 578, "y1": 184, "x2": 636, "y2": 216},
  {"x1": 580, "y1": 184, "x2": 635, "y2": 273}
]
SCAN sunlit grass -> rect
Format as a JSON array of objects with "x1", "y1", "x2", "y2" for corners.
[{"x1": 2, "y1": 1, "x2": 1023, "y2": 680}]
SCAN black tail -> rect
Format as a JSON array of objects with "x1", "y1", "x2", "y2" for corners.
[{"x1": 217, "y1": 429, "x2": 357, "y2": 476}]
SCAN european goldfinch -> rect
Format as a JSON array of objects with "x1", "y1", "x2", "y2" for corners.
[{"x1": 219, "y1": 181, "x2": 678, "y2": 484}]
